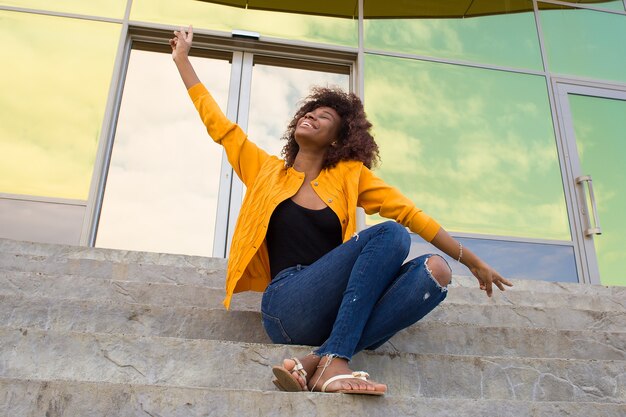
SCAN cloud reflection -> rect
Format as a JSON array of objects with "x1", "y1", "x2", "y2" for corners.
[
  {"x1": 365, "y1": 54, "x2": 570, "y2": 240},
  {"x1": 96, "y1": 51, "x2": 231, "y2": 256}
]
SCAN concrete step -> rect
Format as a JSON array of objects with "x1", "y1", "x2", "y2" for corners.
[
  {"x1": 449, "y1": 283, "x2": 625, "y2": 311},
  {"x1": 452, "y1": 274, "x2": 625, "y2": 297},
  {"x1": 3, "y1": 294, "x2": 625, "y2": 361},
  {"x1": 2, "y1": 327, "x2": 624, "y2": 402},
  {"x1": 0, "y1": 294, "x2": 268, "y2": 345},
  {"x1": 2, "y1": 270, "x2": 625, "y2": 332},
  {"x1": 0, "y1": 238, "x2": 221, "y2": 269},
  {"x1": 2, "y1": 268, "x2": 625, "y2": 313},
  {"x1": 2, "y1": 378, "x2": 625, "y2": 417},
  {"x1": 0, "y1": 251, "x2": 226, "y2": 288},
  {"x1": 0, "y1": 270, "x2": 244, "y2": 310},
  {"x1": 2, "y1": 238, "x2": 624, "y2": 299},
  {"x1": 0, "y1": 236, "x2": 621, "y2": 294}
]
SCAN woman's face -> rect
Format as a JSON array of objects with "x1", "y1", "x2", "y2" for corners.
[{"x1": 294, "y1": 106, "x2": 341, "y2": 151}]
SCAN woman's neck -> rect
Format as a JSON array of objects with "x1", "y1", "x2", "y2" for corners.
[{"x1": 293, "y1": 150, "x2": 324, "y2": 181}]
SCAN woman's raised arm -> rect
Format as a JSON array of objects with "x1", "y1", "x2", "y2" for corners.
[
  {"x1": 168, "y1": 25, "x2": 270, "y2": 187},
  {"x1": 170, "y1": 25, "x2": 201, "y2": 89}
]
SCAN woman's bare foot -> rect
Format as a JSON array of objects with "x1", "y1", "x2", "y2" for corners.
[
  {"x1": 280, "y1": 354, "x2": 321, "y2": 390},
  {"x1": 307, "y1": 356, "x2": 387, "y2": 394}
]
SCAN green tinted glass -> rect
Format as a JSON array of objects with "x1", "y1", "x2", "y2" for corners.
[
  {"x1": 364, "y1": 54, "x2": 570, "y2": 240},
  {"x1": 364, "y1": 0, "x2": 542, "y2": 70},
  {"x1": 0, "y1": 0, "x2": 126, "y2": 18},
  {"x1": 131, "y1": 0, "x2": 357, "y2": 47},
  {"x1": 569, "y1": 94, "x2": 626, "y2": 286},
  {"x1": 539, "y1": 5, "x2": 626, "y2": 83},
  {"x1": 0, "y1": 11, "x2": 121, "y2": 199},
  {"x1": 586, "y1": 0, "x2": 626, "y2": 11}
]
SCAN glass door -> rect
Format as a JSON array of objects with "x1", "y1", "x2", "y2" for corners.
[
  {"x1": 96, "y1": 47, "x2": 233, "y2": 257},
  {"x1": 556, "y1": 84, "x2": 626, "y2": 286}
]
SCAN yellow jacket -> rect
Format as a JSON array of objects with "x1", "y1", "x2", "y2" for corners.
[{"x1": 189, "y1": 83, "x2": 441, "y2": 309}]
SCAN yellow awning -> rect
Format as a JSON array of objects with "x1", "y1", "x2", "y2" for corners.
[{"x1": 197, "y1": 0, "x2": 616, "y2": 19}]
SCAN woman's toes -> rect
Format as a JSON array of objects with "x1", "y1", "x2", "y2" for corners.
[
  {"x1": 293, "y1": 372, "x2": 305, "y2": 389},
  {"x1": 279, "y1": 359, "x2": 306, "y2": 390},
  {"x1": 346, "y1": 379, "x2": 385, "y2": 393}
]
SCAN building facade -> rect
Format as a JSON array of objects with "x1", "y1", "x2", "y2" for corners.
[{"x1": 1, "y1": 0, "x2": 625, "y2": 286}]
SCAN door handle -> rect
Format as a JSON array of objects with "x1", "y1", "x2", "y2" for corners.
[{"x1": 575, "y1": 175, "x2": 602, "y2": 236}]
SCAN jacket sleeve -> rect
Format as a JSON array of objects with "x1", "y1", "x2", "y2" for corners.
[
  {"x1": 357, "y1": 166, "x2": 441, "y2": 242},
  {"x1": 188, "y1": 83, "x2": 269, "y2": 187}
]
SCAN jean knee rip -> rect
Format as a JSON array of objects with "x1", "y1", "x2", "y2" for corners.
[{"x1": 424, "y1": 254, "x2": 451, "y2": 293}]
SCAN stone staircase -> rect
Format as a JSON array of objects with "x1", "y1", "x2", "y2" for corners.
[{"x1": 0, "y1": 238, "x2": 624, "y2": 417}]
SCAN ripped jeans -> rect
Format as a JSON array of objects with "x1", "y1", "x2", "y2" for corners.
[{"x1": 261, "y1": 221, "x2": 449, "y2": 360}]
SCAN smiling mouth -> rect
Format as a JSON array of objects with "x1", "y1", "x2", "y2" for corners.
[{"x1": 300, "y1": 121, "x2": 315, "y2": 129}]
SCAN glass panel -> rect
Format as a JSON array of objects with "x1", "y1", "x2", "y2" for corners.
[
  {"x1": 96, "y1": 50, "x2": 231, "y2": 257},
  {"x1": 0, "y1": 197, "x2": 85, "y2": 245},
  {"x1": 569, "y1": 94, "x2": 626, "y2": 286},
  {"x1": 563, "y1": 1, "x2": 626, "y2": 12},
  {"x1": 131, "y1": 0, "x2": 357, "y2": 47},
  {"x1": 364, "y1": 54, "x2": 570, "y2": 241},
  {"x1": 0, "y1": 0, "x2": 126, "y2": 18},
  {"x1": 0, "y1": 11, "x2": 121, "y2": 200},
  {"x1": 539, "y1": 4, "x2": 626, "y2": 83},
  {"x1": 247, "y1": 64, "x2": 350, "y2": 157},
  {"x1": 593, "y1": 0, "x2": 626, "y2": 11},
  {"x1": 407, "y1": 235, "x2": 578, "y2": 282},
  {"x1": 365, "y1": 0, "x2": 542, "y2": 70}
]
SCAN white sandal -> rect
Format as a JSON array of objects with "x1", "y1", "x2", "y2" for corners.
[
  {"x1": 320, "y1": 371, "x2": 385, "y2": 396},
  {"x1": 310, "y1": 356, "x2": 385, "y2": 396},
  {"x1": 272, "y1": 357, "x2": 308, "y2": 392}
]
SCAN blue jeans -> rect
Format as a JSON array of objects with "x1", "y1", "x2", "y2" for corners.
[{"x1": 260, "y1": 221, "x2": 449, "y2": 360}]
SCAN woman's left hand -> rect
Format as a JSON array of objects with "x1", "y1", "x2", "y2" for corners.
[
  {"x1": 468, "y1": 260, "x2": 513, "y2": 297},
  {"x1": 429, "y1": 228, "x2": 513, "y2": 297}
]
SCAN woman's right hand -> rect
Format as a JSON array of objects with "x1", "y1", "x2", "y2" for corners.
[
  {"x1": 170, "y1": 24, "x2": 200, "y2": 89},
  {"x1": 170, "y1": 25, "x2": 193, "y2": 61}
]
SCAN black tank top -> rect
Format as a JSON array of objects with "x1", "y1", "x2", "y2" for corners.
[{"x1": 266, "y1": 198, "x2": 342, "y2": 279}]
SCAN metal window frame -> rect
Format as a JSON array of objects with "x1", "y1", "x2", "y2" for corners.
[
  {"x1": 80, "y1": 0, "x2": 133, "y2": 246},
  {"x1": 0, "y1": 4, "x2": 126, "y2": 23},
  {"x1": 0, "y1": 193, "x2": 86, "y2": 207},
  {"x1": 538, "y1": 0, "x2": 626, "y2": 15}
]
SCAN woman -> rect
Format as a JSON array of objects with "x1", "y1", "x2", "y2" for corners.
[{"x1": 171, "y1": 26, "x2": 512, "y2": 396}]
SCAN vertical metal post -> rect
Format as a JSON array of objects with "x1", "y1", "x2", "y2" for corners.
[
  {"x1": 224, "y1": 52, "x2": 254, "y2": 256},
  {"x1": 212, "y1": 51, "x2": 245, "y2": 257},
  {"x1": 81, "y1": 0, "x2": 133, "y2": 246},
  {"x1": 357, "y1": 0, "x2": 365, "y2": 100},
  {"x1": 356, "y1": 0, "x2": 367, "y2": 232}
]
